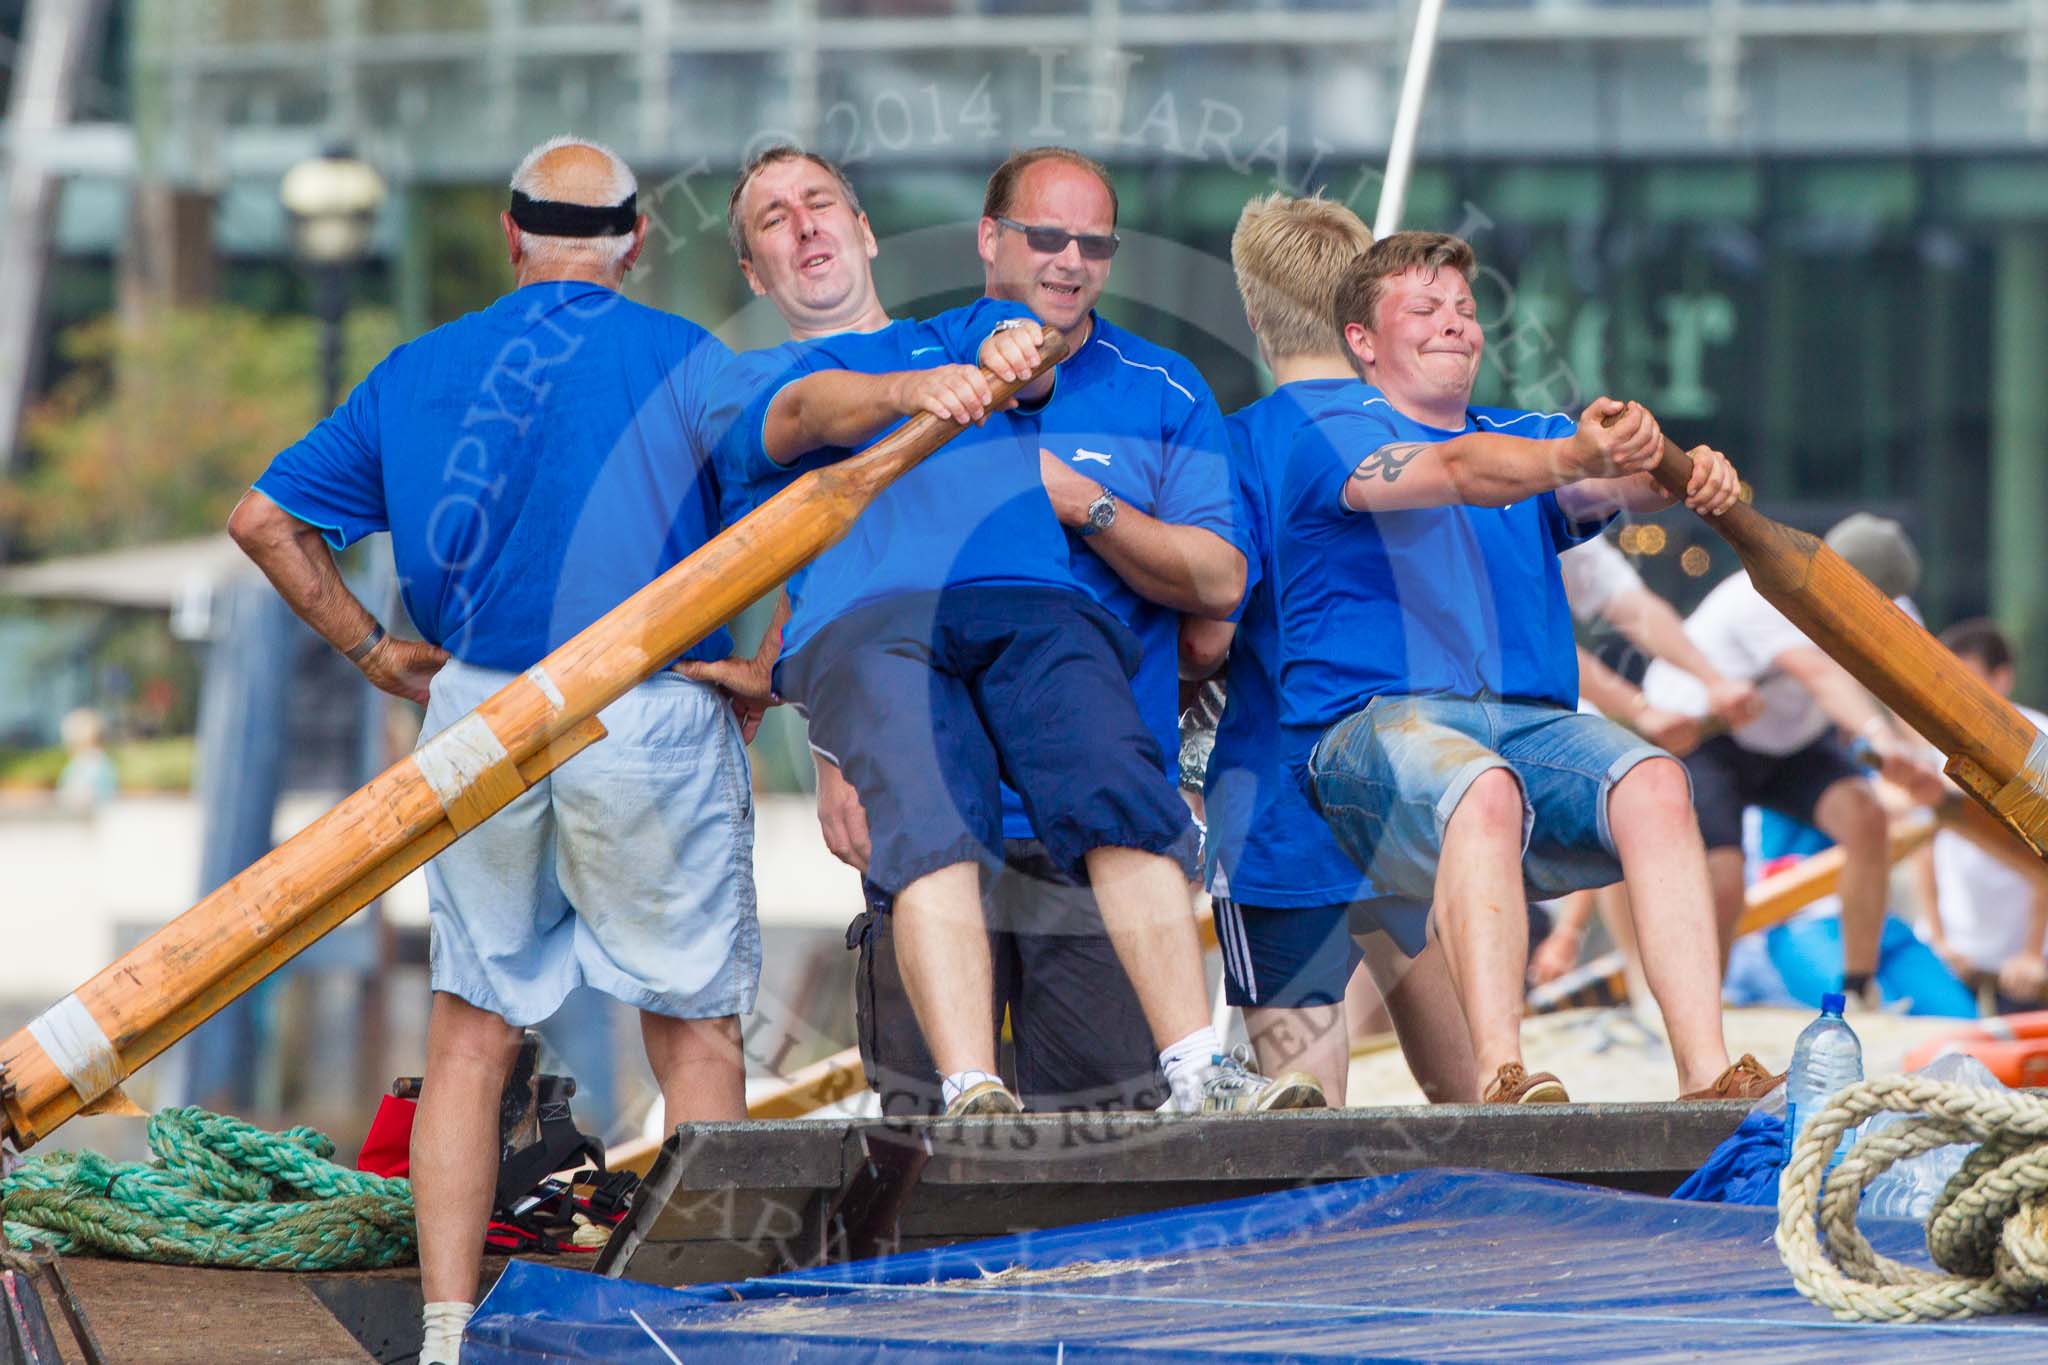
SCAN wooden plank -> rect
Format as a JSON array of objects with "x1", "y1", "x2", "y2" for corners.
[
  {"x1": 745, "y1": 1045, "x2": 868, "y2": 1122},
  {"x1": 53, "y1": 1259, "x2": 377, "y2": 1364},
  {"x1": 604, "y1": 1104, "x2": 1747, "y2": 1286}
]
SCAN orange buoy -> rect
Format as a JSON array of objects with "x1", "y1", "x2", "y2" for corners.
[{"x1": 1903, "y1": 1011, "x2": 2048, "y2": 1088}]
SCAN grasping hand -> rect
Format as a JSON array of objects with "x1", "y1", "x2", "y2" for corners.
[
  {"x1": 1862, "y1": 724, "x2": 1949, "y2": 807},
  {"x1": 892, "y1": 364, "x2": 1007, "y2": 426},
  {"x1": 1678, "y1": 444, "x2": 1743, "y2": 518},
  {"x1": 978, "y1": 321, "x2": 1047, "y2": 385},
  {"x1": 1998, "y1": 953, "x2": 2048, "y2": 1005},
  {"x1": 359, "y1": 636, "x2": 448, "y2": 706},
  {"x1": 1705, "y1": 676, "x2": 1763, "y2": 729},
  {"x1": 674, "y1": 653, "x2": 780, "y2": 744},
  {"x1": 1566, "y1": 398, "x2": 1663, "y2": 480},
  {"x1": 1633, "y1": 702, "x2": 1705, "y2": 758}
]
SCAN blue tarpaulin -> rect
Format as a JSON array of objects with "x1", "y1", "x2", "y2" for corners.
[{"x1": 465, "y1": 1169, "x2": 2048, "y2": 1362}]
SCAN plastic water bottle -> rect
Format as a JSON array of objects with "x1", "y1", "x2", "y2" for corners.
[
  {"x1": 1783, "y1": 993, "x2": 1863, "y2": 1172},
  {"x1": 1858, "y1": 1053, "x2": 2004, "y2": 1222}
]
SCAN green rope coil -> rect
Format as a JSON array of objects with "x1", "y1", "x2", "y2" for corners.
[{"x1": 1, "y1": 1107, "x2": 415, "y2": 1271}]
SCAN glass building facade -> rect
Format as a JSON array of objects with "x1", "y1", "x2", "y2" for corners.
[{"x1": 59, "y1": 1, "x2": 2048, "y2": 705}]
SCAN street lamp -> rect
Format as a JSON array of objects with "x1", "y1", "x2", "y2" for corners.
[{"x1": 280, "y1": 150, "x2": 386, "y2": 413}]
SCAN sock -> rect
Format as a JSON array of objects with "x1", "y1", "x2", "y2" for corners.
[
  {"x1": 1843, "y1": 972, "x2": 1875, "y2": 1001},
  {"x1": 940, "y1": 1069, "x2": 1003, "y2": 1108},
  {"x1": 421, "y1": 1301, "x2": 475, "y2": 1365},
  {"x1": 1159, "y1": 1026, "x2": 1223, "y2": 1105}
]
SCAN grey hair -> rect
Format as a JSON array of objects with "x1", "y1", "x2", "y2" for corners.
[{"x1": 507, "y1": 135, "x2": 638, "y2": 273}]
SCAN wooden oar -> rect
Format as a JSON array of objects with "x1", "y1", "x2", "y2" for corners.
[
  {"x1": 0, "y1": 333, "x2": 1068, "y2": 1151},
  {"x1": 1644, "y1": 440, "x2": 2046, "y2": 858},
  {"x1": 1732, "y1": 811, "x2": 1938, "y2": 940}
]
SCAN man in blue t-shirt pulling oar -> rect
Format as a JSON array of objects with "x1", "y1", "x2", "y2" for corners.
[{"x1": 1273, "y1": 230, "x2": 1784, "y2": 1107}]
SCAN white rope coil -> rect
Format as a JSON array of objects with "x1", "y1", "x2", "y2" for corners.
[{"x1": 1776, "y1": 1074, "x2": 2048, "y2": 1321}]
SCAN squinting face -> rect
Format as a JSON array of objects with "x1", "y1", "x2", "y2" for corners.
[
  {"x1": 1356, "y1": 264, "x2": 1484, "y2": 414},
  {"x1": 978, "y1": 161, "x2": 1113, "y2": 334},
  {"x1": 738, "y1": 158, "x2": 878, "y2": 324}
]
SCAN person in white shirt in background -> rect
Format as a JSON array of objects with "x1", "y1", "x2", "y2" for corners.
[
  {"x1": 1912, "y1": 618, "x2": 2048, "y2": 1011},
  {"x1": 1639, "y1": 513, "x2": 1948, "y2": 1006},
  {"x1": 1526, "y1": 534, "x2": 1762, "y2": 989}
]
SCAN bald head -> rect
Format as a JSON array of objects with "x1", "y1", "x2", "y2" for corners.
[
  {"x1": 511, "y1": 137, "x2": 636, "y2": 206},
  {"x1": 504, "y1": 135, "x2": 643, "y2": 285}
]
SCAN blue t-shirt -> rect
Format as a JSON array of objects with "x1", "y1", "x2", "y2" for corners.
[
  {"x1": 1274, "y1": 384, "x2": 1605, "y2": 781},
  {"x1": 996, "y1": 313, "x2": 1245, "y2": 839},
  {"x1": 720, "y1": 299, "x2": 1071, "y2": 661},
  {"x1": 1203, "y1": 378, "x2": 1375, "y2": 908},
  {"x1": 254, "y1": 280, "x2": 737, "y2": 671}
]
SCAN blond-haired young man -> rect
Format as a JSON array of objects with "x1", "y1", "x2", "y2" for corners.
[{"x1": 1181, "y1": 193, "x2": 1474, "y2": 1104}]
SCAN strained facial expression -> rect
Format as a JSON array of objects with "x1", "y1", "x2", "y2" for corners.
[
  {"x1": 738, "y1": 158, "x2": 877, "y2": 318},
  {"x1": 1361, "y1": 264, "x2": 1485, "y2": 412},
  {"x1": 980, "y1": 161, "x2": 1115, "y2": 333}
]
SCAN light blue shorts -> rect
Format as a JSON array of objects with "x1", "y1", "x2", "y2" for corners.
[
  {"x1": 421, "y1": 658, "x2": 759, "y2": 1026},
  {"x1": 1307, "y1": 694, "x2": 1676, "y2": 904}
]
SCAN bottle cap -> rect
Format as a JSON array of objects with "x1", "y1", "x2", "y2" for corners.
[{"x1": 1821, "y1": 992, "x2": 1846, "y2": 1014}]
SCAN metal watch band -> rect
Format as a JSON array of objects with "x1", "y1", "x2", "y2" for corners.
[
  {"x1": 1079, "y1": 486, "x2": 1117, "y2": 537},
  {"x1": 344, "y1": 621, "x2": 387, "y2": 663}
]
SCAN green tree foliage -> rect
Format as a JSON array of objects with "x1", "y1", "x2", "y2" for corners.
[{"x1": 1, "y1": 304, "x2": 396, "y2": 557}]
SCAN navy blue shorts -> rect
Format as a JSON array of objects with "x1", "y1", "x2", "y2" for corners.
[
  {"x1": 1213, "y1": 896, "x2": 1430, "y2": 1010},
  {"x1": 778, "y1": 586, "x2": 1198, "y2": 897}
]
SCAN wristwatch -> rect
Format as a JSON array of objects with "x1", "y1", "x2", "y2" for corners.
[{"x1": 1079, "y1": 485, "x2": 1118, "y2": 537}]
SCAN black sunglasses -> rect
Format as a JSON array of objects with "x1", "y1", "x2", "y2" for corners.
[{"x1": 995, "y1": 216, "x2": 1121, "y2": 261}]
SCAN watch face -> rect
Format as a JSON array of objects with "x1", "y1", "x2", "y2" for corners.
[{"x1": 1088, "y1": 495, "x2": 1116, "y2": 530}]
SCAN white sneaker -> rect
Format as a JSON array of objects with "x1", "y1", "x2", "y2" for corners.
[
  {"x1": 1165, "y1": 1052, "x2": 1326, "y2": 1114},
  {"x1": 942, "y1": 1077, "x2": 1023, "y2": 1117}
]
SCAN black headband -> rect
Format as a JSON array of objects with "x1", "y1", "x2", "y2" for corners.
[{"x1": 508, "y1": 189, "x2": 638, "y2": 238}]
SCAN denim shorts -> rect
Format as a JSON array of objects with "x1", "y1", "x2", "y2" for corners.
[
  {"x1": 1307, "y1": 694, "x2": 1675, "y2": 903},
  {"x1": 421, "y1": 658, "x2": 759, "y2": 1026}
]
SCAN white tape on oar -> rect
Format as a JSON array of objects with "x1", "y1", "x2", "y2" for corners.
[
  {"x1": 25, "y1": 994, "x2": 121, "y2": 1106},
  {"x1": 524, "y1": 665, "x2": 565, "y2": 711},
  {"x1": 414, "y1": 713, "x2": 512, "y2": 812}
]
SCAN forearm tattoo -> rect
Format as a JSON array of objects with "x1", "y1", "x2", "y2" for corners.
[{"x1": 1350, "y1": 442, "x2": 1427, "y2": 485}]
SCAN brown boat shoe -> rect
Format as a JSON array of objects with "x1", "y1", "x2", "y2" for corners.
[
  {"x1": 1482, "y1": 1062, "x2": 1570, "y2": 1105},
  {"x1": 1680, "y1": 1053, "x2": 1783, "y2": 1102}
]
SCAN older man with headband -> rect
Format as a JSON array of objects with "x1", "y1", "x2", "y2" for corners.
[{"x1": 229, "y1": 136, "x2": 761, "y2": 1365}]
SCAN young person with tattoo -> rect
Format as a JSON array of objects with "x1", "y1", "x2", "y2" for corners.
[
  {"x1": 1181, "y1": 194, "x2": 1476, "y2": 1106},
  {"x1": 1272, "y1": 231, "x2": 1781, "y2": 1104}
]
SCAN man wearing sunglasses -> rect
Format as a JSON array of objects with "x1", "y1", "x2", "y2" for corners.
[{"x1": 833, "y1": 147, "x2": 1253, "y2": 1116}]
